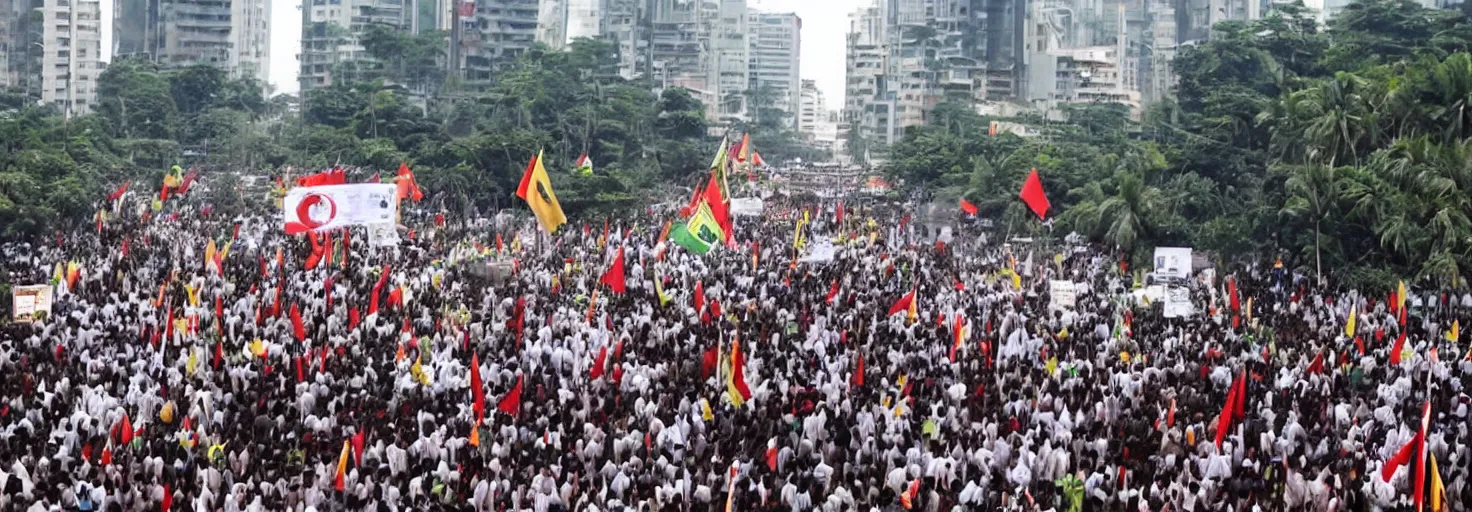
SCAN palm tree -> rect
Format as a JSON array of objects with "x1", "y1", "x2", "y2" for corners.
[
  {"x1": 1281, "y1": 163, "x2": 1345, "y2": 281},
  {"x1": 1097, "y1": 171, "x2": 1163, "y2": 254}
]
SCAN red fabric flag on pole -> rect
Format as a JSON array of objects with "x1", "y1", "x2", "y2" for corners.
[
  {"x1": 395, "y1": 163, "x2": 424, "y2": 202},
  {"x1": 1391, "y1": 331, "x2": 1408, "y2": 365},
  {"x1": 959, "y1": 197, "x2": 978, "y2": 216},
  {"x1": 290, "y1": 304, "x2": 306, "y2": 341},
  {"x1": 826, "y1": 280, "x2": 841, "y2": 305},
  {"x1": 1214, "y1": 372, "x2": 1243, "y2": 448},
  {"x1": 497, "y1": 375, "x2": 524, "y2": 417},
  {"x1": 888, "y1": 290, "x2": 917, "y2": 317},
  {"x1": 108, "y1": 182, "x2": 130, "y2": 201},
  {"x1": 591, "y1": 346, "x2": 608, "y2": 380},
  {"x1": 1019, "y1": 168, "x2": 1051, "y2": 219},
  {"x1": 599, "y1": 246, "x2": 627, "y2": 294},
  {"x1": 694, "y1": 281, "x2": 706, "y2": 315},
  {"x1": 470, "y1": 353, "x2": 485, "y2": 419},
  {"x1": 853, "y1": 352, "x2": 865, "y2": 388}
]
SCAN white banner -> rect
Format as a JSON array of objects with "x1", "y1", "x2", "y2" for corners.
[
  {"x1": 12, "y1": 284, "x2": 53, "y2": 323},
  {"x1": 1153, "y1": 247, "x2": 1193, "y2": 279},
  {"x1": 730, "y1": 197, "x2": 764, "y2": 217},
  {"x1": 1049, "y1": 280, "x2": 1076, "y2": 311},
  {"x1": 366, "y1": 223, "x2": 400, "y2": 247},
  {"x1": 1164, "y1": 286, "x2": 1195, "y2": 318},
  {"x1": 283, "y1": 184, "x2": 398, "y2": 234},
  {"x1": 799, "y1": 237, "x2": 837, "y2": 263}
]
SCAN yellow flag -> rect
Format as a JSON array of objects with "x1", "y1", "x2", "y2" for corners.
[
  {"x1": 517, "y1": 150, "x2": 567, "y2": 233},
  {"x1": 896, "y1": 374, "x2": 908, "y2": 389},
  {"x1": 185, "y1": 284, "x2": 200, "y2": 307},
  {"x1": 250, "y1": 339, "x2": 265, "y2": 358},
  {"x1": 1345, "y1": 308, "x2": 1357, "y2": 337},
  {"x1": 204, "y1": 239, "x2": 218, "y2": 272},
  {"x1": 1057, "y1": 327, "x2": 1069, "y2": 339},
  {"x1": 1045, "y1": 355, "x2": 1058, "y2": 376},
  {"x1": 1430, "y1": 452, "x2": 1446, "y2": 512},
  {"x1": 1449, "y1": 319, "x2": 1460, "y2": 343},
  {"x1": 699, "y1": 398, "x2": 714, "y2": 421},
  {"x1": 1010, "y1": 270, "x2": 1022, "y2": 290},
  {"x1": 186, "y1": 348, "x2": 198, "y2": 376}
]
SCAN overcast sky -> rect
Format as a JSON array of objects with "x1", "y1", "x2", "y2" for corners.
[{"x1": 268, "y1": 0, "x2": 870, "y2": 109}]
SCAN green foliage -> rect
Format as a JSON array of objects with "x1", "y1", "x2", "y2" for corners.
[{"x1": 884, "y1": 0, "x2": 1472, "y2": 285}]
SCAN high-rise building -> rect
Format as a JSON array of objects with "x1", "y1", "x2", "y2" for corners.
[
  {"x1": 113, "y1": 0, "x2": 271, "y2": 85},
  {"x1": 797, "y1": 79, "x2": 822, "y2": 136},
  {"x1": 458, "y1": 0, "x2": 540, "y2": 81},
  {"x1": 38, "y1": 0, "x2": 104, "y2": 115},
  {"x1": 747, "y1": 10, "x2": 799, "y2": 128},
  {"x1": 299, "y1": 0, "x2": 407, "y2": 91},
  {"x1": 536, "y1": 0, "x2": 601, "y2": 49}
]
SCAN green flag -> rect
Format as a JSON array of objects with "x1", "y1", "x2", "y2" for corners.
[{"x1": 671, "y1": 201, "x2": 725, "y2": 255}]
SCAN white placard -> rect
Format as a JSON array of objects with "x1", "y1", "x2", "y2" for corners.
[
  {"x1": 730, "y1": 197, "x2": 764, "y2": 217},
  {"x1": 283, "y1": 184, "x2": 398, "y2": 234},
  {"x1": 1164, "y1": 286, "x2": 1195, "y2": 318},
  {"x1": 11, "y1": 284, "x2": 53, "y2": 322},
  {"x1": 366, "y1": 223, "x2": 400, "y2": 247},
  {"x1": 1049, "y1": 280, "x2": 1076, "y2": 311},
  {"x1": 1153, "y1": 247, "x2": 1193, "y2": 279},
  {"x1": 799, "y1": 237, "x2": 836, "y2": 263}
]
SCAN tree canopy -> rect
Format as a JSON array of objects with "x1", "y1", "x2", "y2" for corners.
[{"x1": 883, "y1": 0, "x2": 1472, "y2": 289}]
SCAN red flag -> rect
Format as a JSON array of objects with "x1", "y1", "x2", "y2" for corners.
[
  {"x1": 108, "y1": 182, "x2": 130, "y2": 201},
  {"x1": 681, "y1": 181, "x2": 704, "y2": 218},
  {"x1": 853, "y1": 352, "x2": 865, "y2": 387},
  {"x1": 214, "y1": 341, "x2": 223, "y2": 370},
  {"x1": 694, "y1": 281, "x2": 706, "y2": 315},
  {"x1": 470, "y1": 353, "x2": 485, "y2": 418},
  {"x1": 1307, "y1": 351, "x2": 1325, "y2": 374},
  {"x1": 959, "y1": 197, "x2": 978, "y2": 215},
  {"x1": 324, "y1": 276, "x2": 334, "y2": 312},
  {"x1": 766, "y1": 441, "x2": 779, "y2": 471},
  {"x1": 348, "y1": 307, "x2": 360, "y2": 331},
  {"x1": 396, "y1": 163, "x2": 424, "y2": 202},
  {"x1": 1232, "y1": 369, "x2": 1247, "y2": 421},
  {"x1": 118, "y1": 413, "x2": 134, "y2": 445},
  {"x1": 591, "y1": 346, "x2": 608, "y2": 380},
  {"x1": 1019, "y1": 168, "x2": 1050, "y2": 219},
  {"x1": 599, "y1": 246, "x2": 627, "y2": 294},
  {"x1": 888, "y1": 290, "x2": 916, "y2": 317},
  {"x1": 497, "y1": 375, "x2": 524, "y2": 417},
  {"x1": 295, "y1": 356, "x2": 305, "y2": 383},
  {"x1": 702, "y1": 346, "x2": 719, "y2": 380},
  {"x1": 1228, "y1": 279, "x2": 1240, "y2": 313},
  {"x1": 1413, "y1": 400, "x2": 1432, "y2": 509},
  {"x1": 290, "y1": 304, "x2": 306, "y2": 341},
  {"x1": 835, "y1": 200, "x2": 845, "y2": 225},
  {"x1": 368, "y1": 172, "x2": 380, "y2": 183},
  {"x1": 1391, "y1": 331, "x2": 1408, "y2": 365},
  {"x1": 1214, "y1": 372, "x2": 1243, "y2": 448},
  {"x1": 702, "y1": 171, "x2": 734, "y2": 243},
  {"x1": 161, "y1": 484, "x2": 173, "y2": 512},
  {"x1": 825, "y1": 280, "x2": 840, "y2": 304},
  {"x1": 351, "y1": 431, "x2": 366, "y2": 466},
  {"x1": 1356, "y1": 336, "x2": 1366, "y2": 356},
  {"x1": 1381, "y1": 432, "x2": 1422, "y2": 482},
  {"x1": 368, "y1": 266, "x2": 392, "y2": 315},
  {"x1": 510, "y1": 296, "x2": 526, "y2": 349}
]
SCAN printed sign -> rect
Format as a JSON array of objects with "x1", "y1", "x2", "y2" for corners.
[
  {"x1": 1164, "y1": 286, "x2": 1195, "y2": 318},
  {"x1": 283, "y1": 184, "x2": 398, "y2": 234},
  {"x1": 1049, "y1": 280, "x2": 1076, "y2": 311},
  {"x1": 11, "y1": 284, "x2": 53, "y2": 323},
  {"x1": 1153, "y1": 247, "x2": 1193, "y2": 279}
]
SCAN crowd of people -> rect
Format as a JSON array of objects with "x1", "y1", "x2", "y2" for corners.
[{"x1": 1, "y1": 186, "x2": 1470, "y2": 512}]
